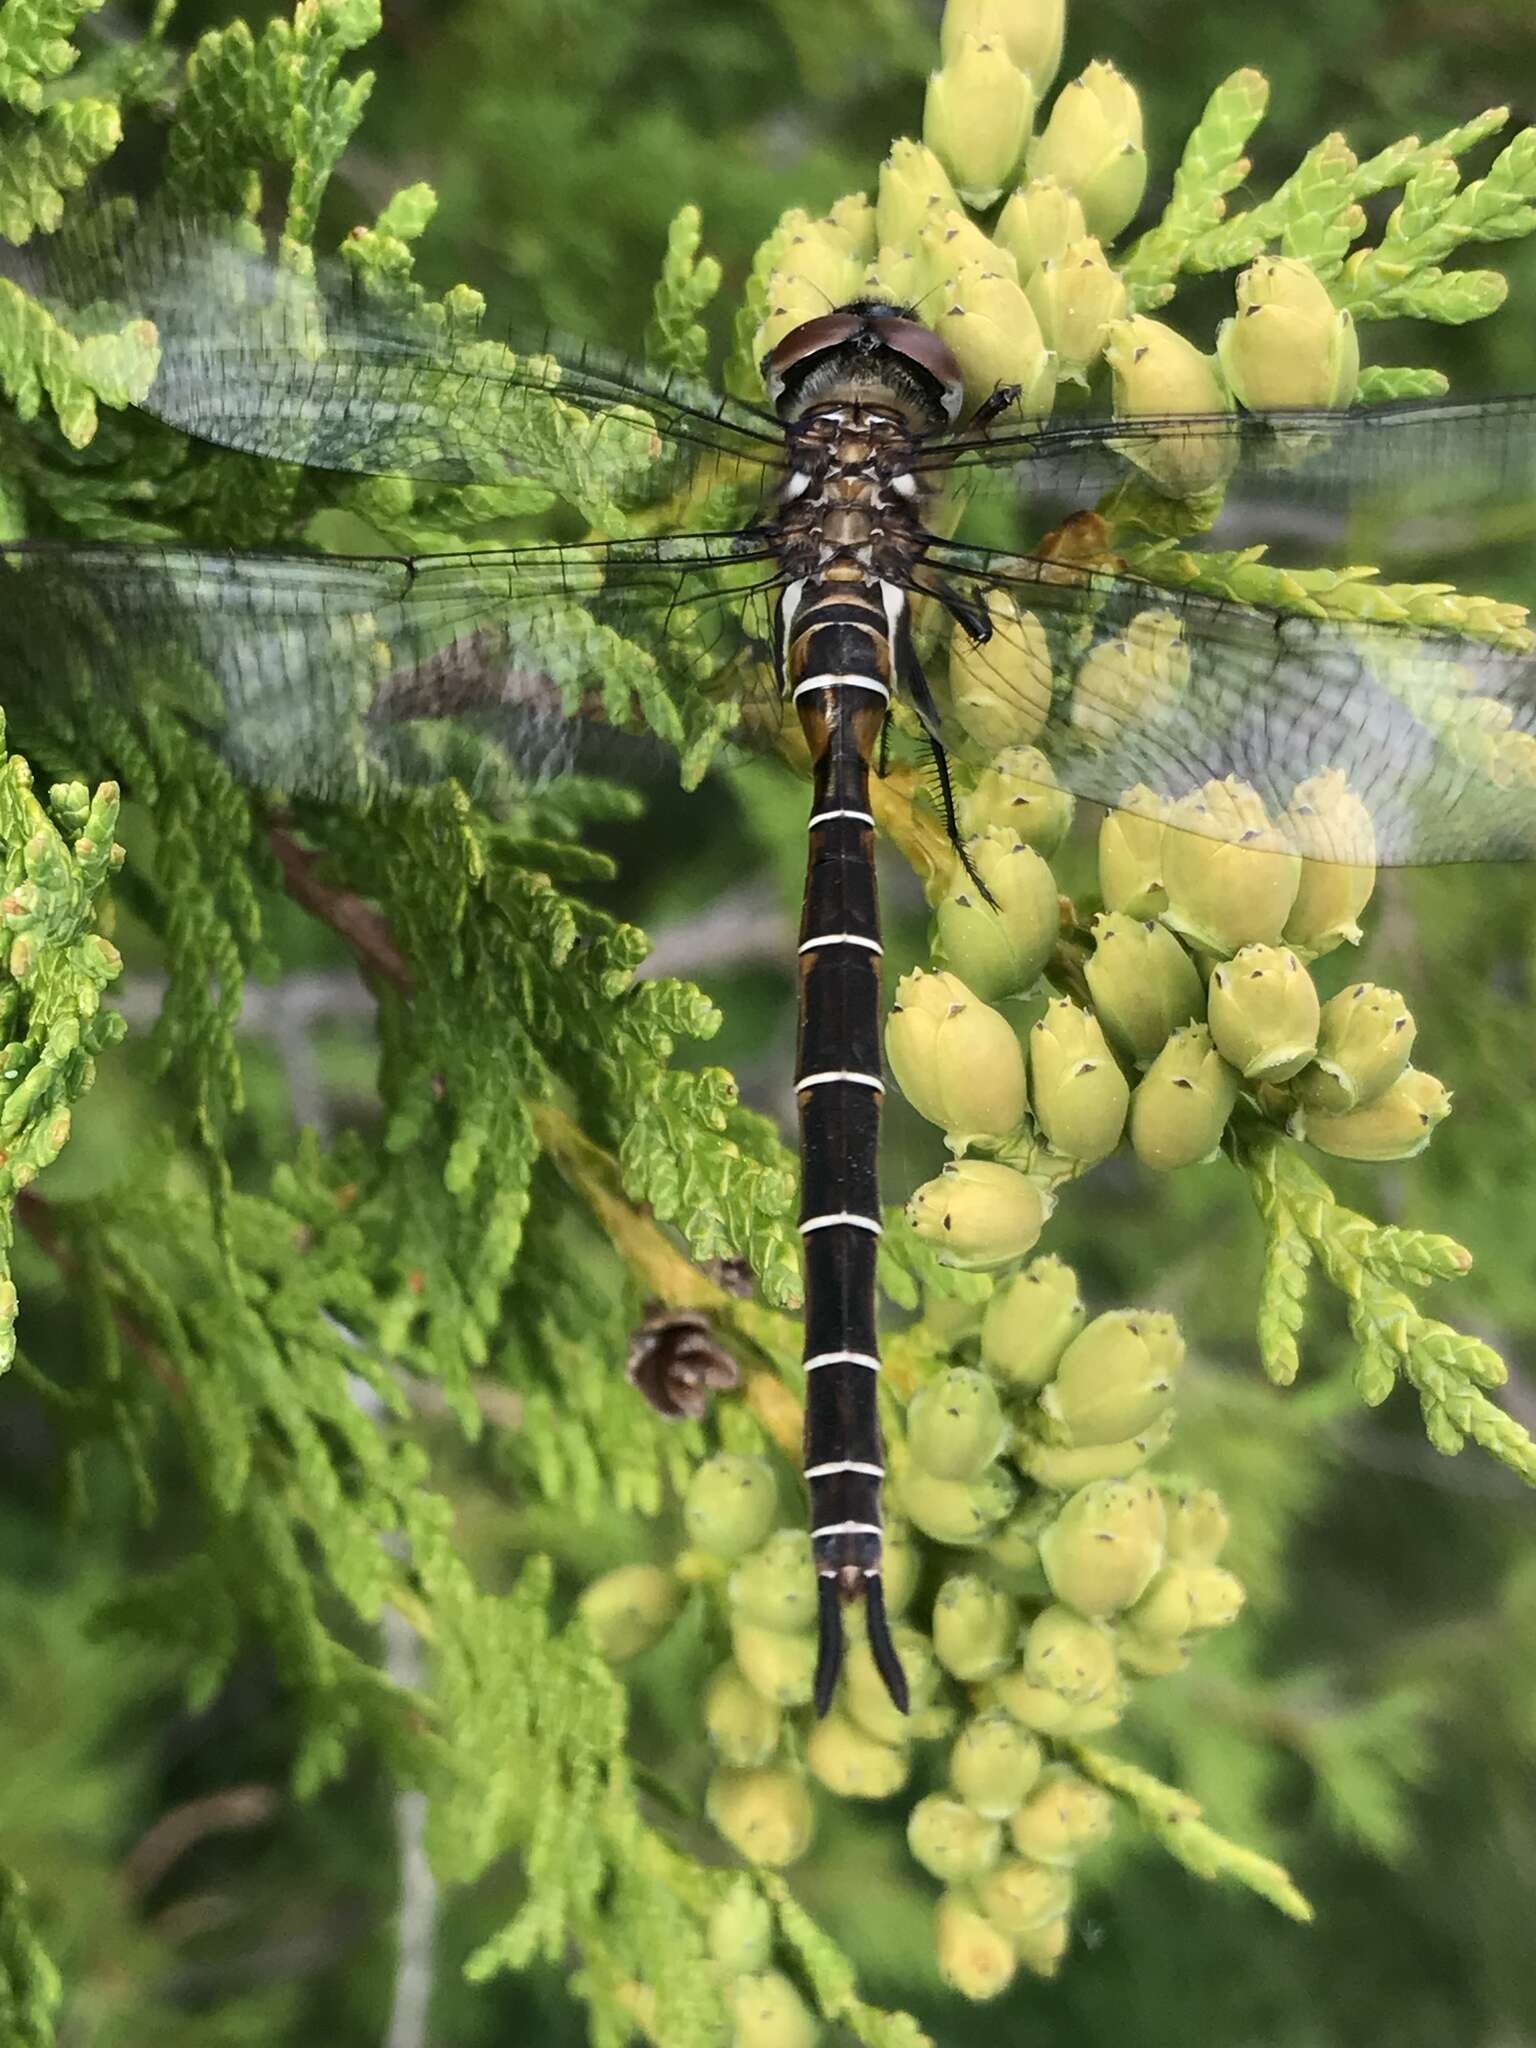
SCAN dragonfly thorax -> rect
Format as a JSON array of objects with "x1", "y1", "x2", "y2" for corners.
[{"x1": 773, "y1": 404, "x2": 934, "y2": 588}]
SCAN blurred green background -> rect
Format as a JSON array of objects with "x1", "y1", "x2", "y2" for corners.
[{"x1": 5, "y1": 1, "x2": 1536, "y2": 2043}]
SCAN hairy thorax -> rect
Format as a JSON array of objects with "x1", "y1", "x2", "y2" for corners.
[{"x1": 772, "y1": 403, "x2": 935, "y2": 589}]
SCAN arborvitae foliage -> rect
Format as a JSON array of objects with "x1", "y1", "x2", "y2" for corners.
[{"x1": 2, "y1": 0, "x2": 1535, "y2": 2042}]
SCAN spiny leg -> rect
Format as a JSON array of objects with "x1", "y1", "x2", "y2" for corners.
[{"x1": 928, "y1": 732, "x2": 997, "y2": 909}]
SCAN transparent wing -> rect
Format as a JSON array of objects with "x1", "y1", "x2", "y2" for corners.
[
  {"x1": 41, "y1": 212, "x2": 783, "y2": 501},
  {"x1": 923, "y1": 395, "x2": 1536, "y2": 568},
  {"x1": 0, "y1": 537, "x2": 785, "y2": 803},
  {"x1": 926, "y1": 541, "x2": 1536, "y2": 865}
]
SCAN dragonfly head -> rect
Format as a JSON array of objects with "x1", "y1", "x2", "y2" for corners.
[{"x1": 762, "y1": 302, "x2": 966, "y2": 432}]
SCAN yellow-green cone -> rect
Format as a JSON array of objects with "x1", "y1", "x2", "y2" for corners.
[
  {"x1": 1019, "y1": 1413, "x2": 1173, "y2": 1489},
  {"x1": 806, "y1": 1706, "x2": 911, "y2": 1800},
  {"x1": 1215, "y1": 257, "x2": 1360, "y2": 410},
  {"x1": 1103, "y1": 315, "x2": 1236, "y2": 495},
  {"x1": 979, "y1": 1252, "x2": 1086, "y2": 1390},
  {"x1": 976, "y1": 1857, "x2": 1074, "y2": 1939},
  {"x1": 1293, "y1": 982, "x2": 1416, "y2": 1114},
  {"x1": 706, "y1": 1765, "x2": 816, "y2": 1868},
  {"x1": 1293, "y1": 1066, "x2": 1451, "y2": 1161},
  {"x1": 909, "y1": 1366, "x2": 1009, "y2": 1481},
  {"x1": 1083, "y1": 912, "x2": 1206, "y2": 1066},
  {"x1": 731, "y1": 1619, "x2": 818, "y2": 1707},
  {"x1": 1038, "y1": 1476, "x2": 1167, "y2": 1617},
  {"x1": 1022, "y1": 1602, "x2": 1120, "y2": 1703},
  {"x1": 1014, "y1": 1910, "x2": 1071, "y2": 1978},
  {"x1": 1208, "y1": 943, "x2": 1321, "y2": 1082},
  {"x1": 704, "y1": 1661, "x2": 783, "y2": 1767},
  {"x1": 936, "y1": 828, "x2": 1060, "y2": 1003},
  {"x1": 906, "y1": 1159, "x2": 1055, "y2": 1268},
  {"x1": 960, "y1": 745, "x2": 1075, "y2": 855},
  {"x1": 1025, "y1": 235, "x2": 1127, "y2": 385},
  {"x1": 1282, "y1": 769, "x2": 1377, "y2": 955},
  {"x1": 1161, "y1": 778, "x2": 1301, "y2": 955},
  {"x1": 994, "y1": 175, "x2": 1088, "y2": 277},
  {"x1": 909, "y1": 1793, "x2": 1006, "y2": 1883},
  {"x1": 577, "y1": 1563, "x2": 684, "y2": 1662},
  {"x1": 1098, "y1": 785, "x2": 1169, "y2": 916},
  {"x1": 919, "y1": 207, "x2": 1020, "y2": 297},
  {"x1": 875, "y1": 137, "x2": 962, "y2": 250},
  {"x1": 1129, "y1": 1023, "x2": 1238, "y2": 1169},
  {"x1": 1028, "y1": 998, "x2": 1130, "y2": 1161},
  {"x1": 886, "y1": 964, "x2": 1029, "y2": 1143},
  {"x1": 730, "y1": 1971, "x2": 820, "y2": 2048},
  {"x1": 861, "y1": 242, "x2": 924, "y2": 306},
  {"x1": 729, "y1": 1529, "x2": 817, "y2": 1634},
  {"x1": 932, "y1": 1572, "x2": 1021, "y2": 1680},
  {"x1": 934, "y1": 1889, "x2": 1019, "y2": 2001},
  {"x1": 898, "y1": 1460, "x2": 1019, "y2": 1547},
  {"x1": 950, "y1": 587, "x2": 1055, "y2": 752},
  {"x1": 684, "y1": 1452, "x2": 780, "y2": 1559},
  {"x1": 1163, "y1": 1484, "x2": 1231, "y2": 1565},
  {"x1": 942, "y1": 0, "x2": 1066, "y2": 95},
  {"x1": 925, "y1": 35, "x2": 1036, "y2": 210},
  {"x1": 845, "y1": 1624, "x2": 943, "y2": 1744},
  {"x1": 938, "y1": 262, "x2": 1058, "y2": 419},
  {"x1": 1038, "y1": 1308, "x2": 1183, "y2": 1446},
  {"x1": 1027, "y1": 60, "x2": 1147, "y2": 241},
  {"x1": 983, "y1": 1666, "x2": 1077, "y2": 1735},
  {"x1": 1124, "y1": 1561, "x2": 1245, "y2": 1641},
  {"x1": 883, "y1": 1518, "x2": 921, "y2": 1617},
  {"x1": 1071, "y1": 609, "x2": 1190, "y2": 745},
  {"x1": 707, "y1": 1879, "x2": 773, "y2": 1973},
  {"x1": 1008, "y1": 1763, "x2": 1116, "y2": 1864},
  {"x1": 950, "y1": 1710, "x2": 1044, "y2": 1818}
]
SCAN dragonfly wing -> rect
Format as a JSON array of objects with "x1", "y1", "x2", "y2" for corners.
[
  {"x1": 923, "y1": 546, "x2": 1536, "y2": 866},
  {"x1": 0, "y1": 537, "x2": 783, "y2": 803},
  {"x1": 41, "y1": 213, "x2": 783, "y2": 498}
]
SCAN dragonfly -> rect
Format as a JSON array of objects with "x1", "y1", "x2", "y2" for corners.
[{"x1": 4, "y1": 217, "x2": 1536, "y2": 1713}]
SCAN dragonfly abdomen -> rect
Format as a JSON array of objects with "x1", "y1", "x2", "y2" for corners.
[{"x1": 788, "y1": 582, "x2": 910, "y2": 1716}]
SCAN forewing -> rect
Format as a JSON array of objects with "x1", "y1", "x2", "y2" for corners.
[
  {"x1": 40, "y1": 213, "x2": 783, "y2": 504},
  {"x1": 927, "y1": 545, "x2": 1536, "y2": 865},
  {"x1": 0, "y1": 537, "x2": 784, "y2": 803}
]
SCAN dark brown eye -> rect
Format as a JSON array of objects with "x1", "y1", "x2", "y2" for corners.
[
  {"x1": 869, "y1": 317, "x2": 967, "y2": 421},
  {"x1": 761, "y1": 312, "x2": 865, "y2": 403}
]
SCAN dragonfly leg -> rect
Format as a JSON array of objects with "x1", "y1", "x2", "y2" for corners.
[{"x1": 928, "y1": 733, "x2": 998, "y2": 908}]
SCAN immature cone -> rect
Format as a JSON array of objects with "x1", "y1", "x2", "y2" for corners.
[
  {"x1": 960, "y1": 745, "x2": 1075, "y2": 856},
  {"x1": 908, "y1": 1793, "x2": 1005, "y2": 1883},
  {"x1": 886, "y1": 965, "x2": 1028, "y2": 1142},
  {"x1": 979, "y1": 1252, "x2": 1086, "y2": 1390},
  {"x1": 908, "y1": 1366, "x2": 1009, "y2": 1480},
  {"x1": 906, "y1": 1159, "x2": 1054, "y2": 1268},
  {"x1": 975, "y1": 1857, "x2": 1074, "y2": 1939},
  {"x1": 1038, "y1": 1477, "x2": 1167, "y2": 1618},
  {"x1": 684, "y1": 1453, "x2": 779, "y2": 1560},
  {"x1": 876, "y1": 137, "x2": 962, "y2": 250},
  {"x1": 1293, "y1": 983, "x2": 1416, "y2": 1114},
  {"x1": 898, "y1": 1460, "x2": 1019, "y2": 1547},
  {"x1": 1071, "y1": 609, "x2": 1190, "y2": 744},
  {"x1": 920, "y1": 207, "x2": 1021, "y2": 297},
  {"x1": 938, "y1": 262, "x2": 1058, "y2": 418},
  {"x1": 1028, "y1": 61, "x2": 1147, "y2": 241},
  {"x1": 1129, "y1": 1023, "x2": 1239, "y2": 1169},
  {"x1": 950, "y1": 590, "x2": 1055, "y2": 753},
  {"x1": 705, "y1": 1661, "x2": 784, "y2": 1768},
  {"x1": 1098, "y1": 785, "x2": 1169, "y2": 917},
  {"x1": 708, "y1": 1880, "x2": 773, "y2": 1973},
  {"x1": 845, "y1": 1624, "x2": 943, "y2": 1744},
  {"x1": 924, "y1": 36, "x2": 1036, "y2": 209},
  {"x1": 706, "y1": 1765, "x2": 815, "y2": 1868},
  {"x1": 1008, "y1": 1764, "x2": 1115, "y2": 1864},
  {"x1": 861, "y1": 242, "x2": 924, "y2": 307},
  {"x1": 1124, "y1": 1561, "x2": 1245, "y2": 1641},
  {"x1": 730, "y1": 1972, "x2": 820, "y2": 2048},
  {"x1": 1208, "y1": 943, "x2": 1321, "y2": 1082},
  {"x1": 1282, "y1": 769, "x2": 1377, "y2": 954},
  {"x1": 577, "y1": 1564, "x2": 684, "y2": 1662},
  {"x1": 731, "y1": 1620, "x2": 818, "y2": 1707},
  {"x1": 1293, "y1": 1066, "x2": 1451, "y2": 1161},
  {"x1": 1020, "y1": 1414, "x2": 1173, "y2": 1489},
  {"x1": 729, "y1": 1529, "x2": 817, "y2": 1633},
  {"x1": 805, "y1": 1707, "x2": 911, "y2": 1800},
  {"x1": 932, "y1": 1573, "x2": 1021, "y2": 1680},
  {"x1": 1161, "y1": 778, "x2": 1301, "y2": 954},
  {"x1": 1039, "y1": 1308, "x2": 1184, "y2": 1446},
  {"x1": 1026, "y1": 235, "x2": 1128, "y2": 385},
  {"x1": 934, "y1": 1889, "x2": 1018, "y2": 2002},
  {"x1": 1215, "y1": 257, "x2": 1360, "y2": 410},
  {"x1": 1163, "y1": 1484, "x2": 1231, "y2": 1565},
  {"x1": 1028, "y1": 998, "x2": 1130, "y2": 1161},
  {"x1": 942, "y1": 0, "x2": 1066, "y2": 94},
  {"x1": 937, "y1": 829, "x2": 1060, "y2": 1005},
  {"x1": 994, "y1": 176, "x2": 1088, "y2": 277},
  {"x1": 1104, "y1": 315, "x2": 1237, "y2": 496},
  {"x1": 772, "y1": 220, "x2": 868, "y2": 313},
  {"x1": 1084, "y1": 912, "x2": 1206, "y2": 1066},
  {"x1": 1014, "y1": 1909, "x2": 1071, "y2": 1978},
  {"x1": 950, "y1": 1710, "x2": 1044, "y2": 1818},
  {"x1": 1022, "y1": 1603, "x2": 1120, "y2": 1704}
]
